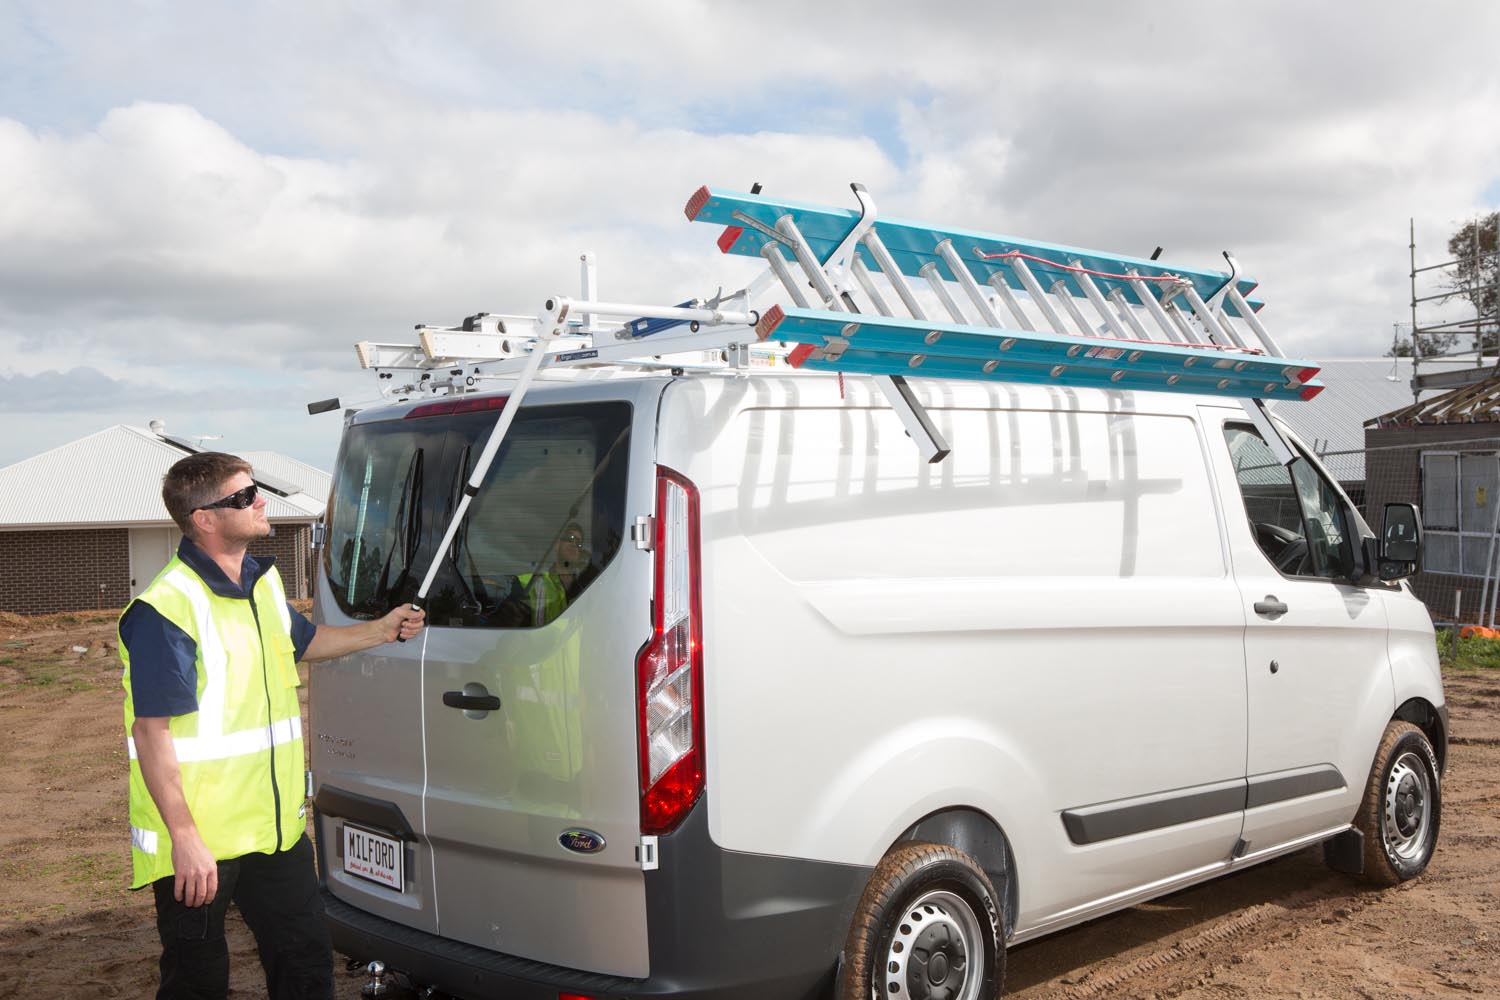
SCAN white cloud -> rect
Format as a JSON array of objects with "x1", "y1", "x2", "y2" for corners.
[{"x1": 2, "y1": 1, "x2": 1499, "y2": 470}]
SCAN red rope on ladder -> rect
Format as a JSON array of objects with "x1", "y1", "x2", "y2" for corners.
[
  {"x1": 975, "y1": 248, "x2": 1264, "y2": 354},
  {"x1": 975, "y1": 249, "x2": 1186, "y2": 283}
]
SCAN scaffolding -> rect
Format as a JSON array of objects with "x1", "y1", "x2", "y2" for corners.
[{"x1": 1409, "y1": 215, "x2": 1500, "y2": 396}]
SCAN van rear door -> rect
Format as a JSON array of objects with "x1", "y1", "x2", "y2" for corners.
[
  {"x1": 314, "y1": 413, "x2": 452, "y2": 934},
  {"x1": 315, "y1": 389, "x2": 655, "y2": 977}
]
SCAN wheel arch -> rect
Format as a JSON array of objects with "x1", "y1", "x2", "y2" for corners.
[
  {"x1": 897, "y1": 807, "x2": 1019, "y2": 940},
  {"x1": 1393, "y1": 696, "x2": 1449, "y2": 774}
]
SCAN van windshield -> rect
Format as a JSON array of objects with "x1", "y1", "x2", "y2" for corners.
[{"x1": 324, "y1": 401, "x2": 632, "y2": 628}]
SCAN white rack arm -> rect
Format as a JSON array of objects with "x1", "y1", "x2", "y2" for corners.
[{"x1": 545, "y1": 296, "x2": 758, "y2": 328}]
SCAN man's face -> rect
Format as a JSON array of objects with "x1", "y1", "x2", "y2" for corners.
[
  {"x1": 206, "y1": 471, "x2": 271, "y2": 543},
  {"x1": 559, "y1": 525, "x2": 583, "y2": 569}
]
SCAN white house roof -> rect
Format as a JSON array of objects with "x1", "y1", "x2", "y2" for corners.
[
  {"x1": 0, "y1": 425, "x2": 326, "y2": 529},
  {"x1": 239, "y1": 451, "x2": 332, "y2": 501}
]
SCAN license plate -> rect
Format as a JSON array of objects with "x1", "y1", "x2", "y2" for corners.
[{"x1": 342, "y1": 823, "x2": 403, "y2": 891}]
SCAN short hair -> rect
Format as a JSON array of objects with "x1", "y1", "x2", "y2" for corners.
[{"x1": 162, "y1": 452, "x2": 252, "y2": 537}]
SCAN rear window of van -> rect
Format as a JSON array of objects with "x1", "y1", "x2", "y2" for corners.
[{"x1": 324, "y1": 401, "x2": 632, "y2": 627}]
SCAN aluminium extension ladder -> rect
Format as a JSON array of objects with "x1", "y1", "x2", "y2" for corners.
[{"x1": 344, "y1": 183, "x2": 1322, "y2": 466}]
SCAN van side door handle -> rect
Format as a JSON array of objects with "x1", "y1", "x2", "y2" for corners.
[
  {"x1": 442, "y1": 690, "x2": 502, "y2": 712},
  {"x1": 1253, "y1": 597, "x2": 1289, "y2": 617}
]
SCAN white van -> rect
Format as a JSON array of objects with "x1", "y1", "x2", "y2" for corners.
[{"x1": 309, "y1": 370, "x2": 1444, "y2": 1000}]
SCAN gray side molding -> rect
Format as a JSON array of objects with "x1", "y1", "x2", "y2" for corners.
[{"x1": 1063, "y1": 764, "x2": 1347, "y2": 846}]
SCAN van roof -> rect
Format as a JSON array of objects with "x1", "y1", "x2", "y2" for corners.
[{"x1": 350, "y1": 369, "x2": 1233, "y2": 427}]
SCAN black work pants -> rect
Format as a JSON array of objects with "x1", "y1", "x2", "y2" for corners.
[{"x1": 152, "y1": 834, "x2": 333, "y2": 1000}]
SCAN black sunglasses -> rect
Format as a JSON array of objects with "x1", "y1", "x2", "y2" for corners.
[{"x1": 195, "y1": 484, "x2": 259, "y2": 512}]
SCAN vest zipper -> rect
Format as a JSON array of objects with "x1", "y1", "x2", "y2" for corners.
[{"x1": 247, "y1": 592, "x2": 284, "y2": 852}]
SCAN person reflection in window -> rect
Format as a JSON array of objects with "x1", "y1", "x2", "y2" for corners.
[{"x1": 516, "y1": 521, "x2": 587, "y2": 627}]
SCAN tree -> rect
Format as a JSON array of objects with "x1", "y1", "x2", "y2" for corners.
[
  {"x1": 1385, "y1": 334, "x2": 1458, "y2": 358},
  {"x1": 1384, "y1": 327, "x2": 1456, "y2": 358},
  {"x1": 1444, "y1": 212, "x2": 1499, "y2": 349}
]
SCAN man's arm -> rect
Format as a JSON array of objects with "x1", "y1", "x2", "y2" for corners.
[
  {"x1": 300, "y1": 605, "x2": 426, "y2": 663},
  {"x1": 132, "y1": 716, "x2": 218, "y2": 908}
]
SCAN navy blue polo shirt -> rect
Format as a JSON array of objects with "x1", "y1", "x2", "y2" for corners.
[{"x1": 120, "y1": 538, "x2": 318, "y2": 718}]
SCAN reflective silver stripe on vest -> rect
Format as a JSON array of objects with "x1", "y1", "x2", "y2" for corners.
[
  {"x1": 127, "y1": 716, "x2": 303, "y2": 763},
  {"x1": 131, "y1": 825, "x2": 159, "y2": 855},
  {"x1": 160, "y1": 568, "x2": 229, "y2": 742}
]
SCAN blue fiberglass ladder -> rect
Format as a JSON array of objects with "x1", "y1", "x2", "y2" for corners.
[
  {"x1": 679, "y1": 183, "x2": 1320, "y2": 462},
  {"x1": 344, "y1": 183, "x2": 1321, "y2": 467}
]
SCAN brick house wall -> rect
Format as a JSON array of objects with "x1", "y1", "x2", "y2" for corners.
[
  {"x1": 0, "y1": 522, "x2": 314, "y2": 615},
  {"x1": 249, "y1": 524, "x2": 314, "y2": 600},
  {"x1": 0, "y1": 529, "x2": 131, "y2": 615}
]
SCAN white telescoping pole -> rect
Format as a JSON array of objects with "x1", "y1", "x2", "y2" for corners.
[{"x1": 407, "y1": 299, "x2": 565, "y2": 613}]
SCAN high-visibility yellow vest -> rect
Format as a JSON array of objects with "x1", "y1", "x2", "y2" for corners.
[
  {"x1": 512, "y1": 573, "x2": 582, "y2": 782},
  {"x1": 517, "y1": 572, "x2": 568, "y2": 626},
  {"x1": 120, "y1": 556, "x2": 305, "y2": 888}
]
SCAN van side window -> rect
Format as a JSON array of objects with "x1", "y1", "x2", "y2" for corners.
[{"x1": 1224, "y1": 425, "x2": 1355, "y2": 580}]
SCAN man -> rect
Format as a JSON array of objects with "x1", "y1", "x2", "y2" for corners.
[
  {"x1": 119, "y1": 452, "x2": 425, "y2": 999},
  {"x1": 514, "y1": 520, "x2": 589, "y2": 626}
]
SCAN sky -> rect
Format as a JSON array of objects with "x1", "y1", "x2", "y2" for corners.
[{"x1": 1, "y1": 1, "x2": 1498, "y2": 471}]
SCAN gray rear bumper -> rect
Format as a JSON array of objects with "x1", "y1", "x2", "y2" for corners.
[{"x1": 320, "y1": 799, "x2": 870, "y2": 999}]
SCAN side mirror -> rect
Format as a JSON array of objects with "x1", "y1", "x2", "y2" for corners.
[{"x1": 1379, "y1": 503, "x2": 1421, "y2": 581}]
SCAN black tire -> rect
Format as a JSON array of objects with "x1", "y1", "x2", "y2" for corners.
[
  {"x1": 1353, "y1": 720, "x2": 1441, "y2": 886},
  {"x1": 836, "y1": 841, "x2": 1005, "y2": 1000}
]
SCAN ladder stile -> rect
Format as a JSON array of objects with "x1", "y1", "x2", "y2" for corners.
[
  {"x1": 761, "y1": 243, "x2": 812, "y2": 308},
  {"x1": 935, "y1": 241, "x2": 1006, "y2": 328},
  {"x1": 862, "y1": 230, "x2": 929, "y2": 320},
  {"x1": 920, "y1": 259, "x2": 970, "y2": 324},
  {"x1": 1008, "y1": 257, "x2": 1071, "y2": 335},
  {"x1": 1050, "y1": 276, "x2": 1101, "y2": 337},
  {"x1": 987, "y1": 273, "x2": 1036, "y2": 331},
  {"x1": 1126, "y1": 271, "x2": 1188, "y2": 344},
  {"x1": 1226, "y1": 287, "x2": 1284, "y2": 358},
  {"x1": 1073, "y1": 268, "x2": 1131, "y2": 341},
  {"x1": 851, "y1": 258, "x2": 895, "y2": 317}
]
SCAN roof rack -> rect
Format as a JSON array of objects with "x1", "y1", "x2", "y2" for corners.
[{"x1": 342, "y1": 183, "x2": 1320, "y2": 464}]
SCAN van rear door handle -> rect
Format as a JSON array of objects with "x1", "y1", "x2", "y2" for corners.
[
  {"x1": 1253, "y1": 597, "x2": 1289, "y2": 617},
  {"x1": 442, "y1": 691, "x2": 502, "y2": 712}
]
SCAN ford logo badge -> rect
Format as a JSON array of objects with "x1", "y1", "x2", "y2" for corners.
[{"x1": 559, "y1": 829, "x2": 606, "y2": 854}]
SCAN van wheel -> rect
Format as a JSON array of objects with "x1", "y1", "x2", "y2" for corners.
[
  {"x1": 837, "y1": 841, "x2": 1004, "y2": 1000},
  {"x1": 1354, "y1": 721, "x2": 1441, "y2": 886}
]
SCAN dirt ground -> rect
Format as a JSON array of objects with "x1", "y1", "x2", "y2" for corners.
[{"x1": 1, "y1": 609, "x2": 1496, "y2": 1000}]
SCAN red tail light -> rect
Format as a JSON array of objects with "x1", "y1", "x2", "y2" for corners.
[
  {"x1": 636, "y1": 466, "x2": 705, "y2": 835},
  {"x1": 404, "y1": 394, "x2": 509, "y2": 419}
]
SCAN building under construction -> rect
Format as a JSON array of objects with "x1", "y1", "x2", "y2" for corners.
[{"x1": 1365, "y1": 215, "x2": 1500, "y2": 625}]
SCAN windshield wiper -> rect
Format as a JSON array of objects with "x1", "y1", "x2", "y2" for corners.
[{"x1": 374, "y1": 448, "x2": 423, "y2": 605}]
